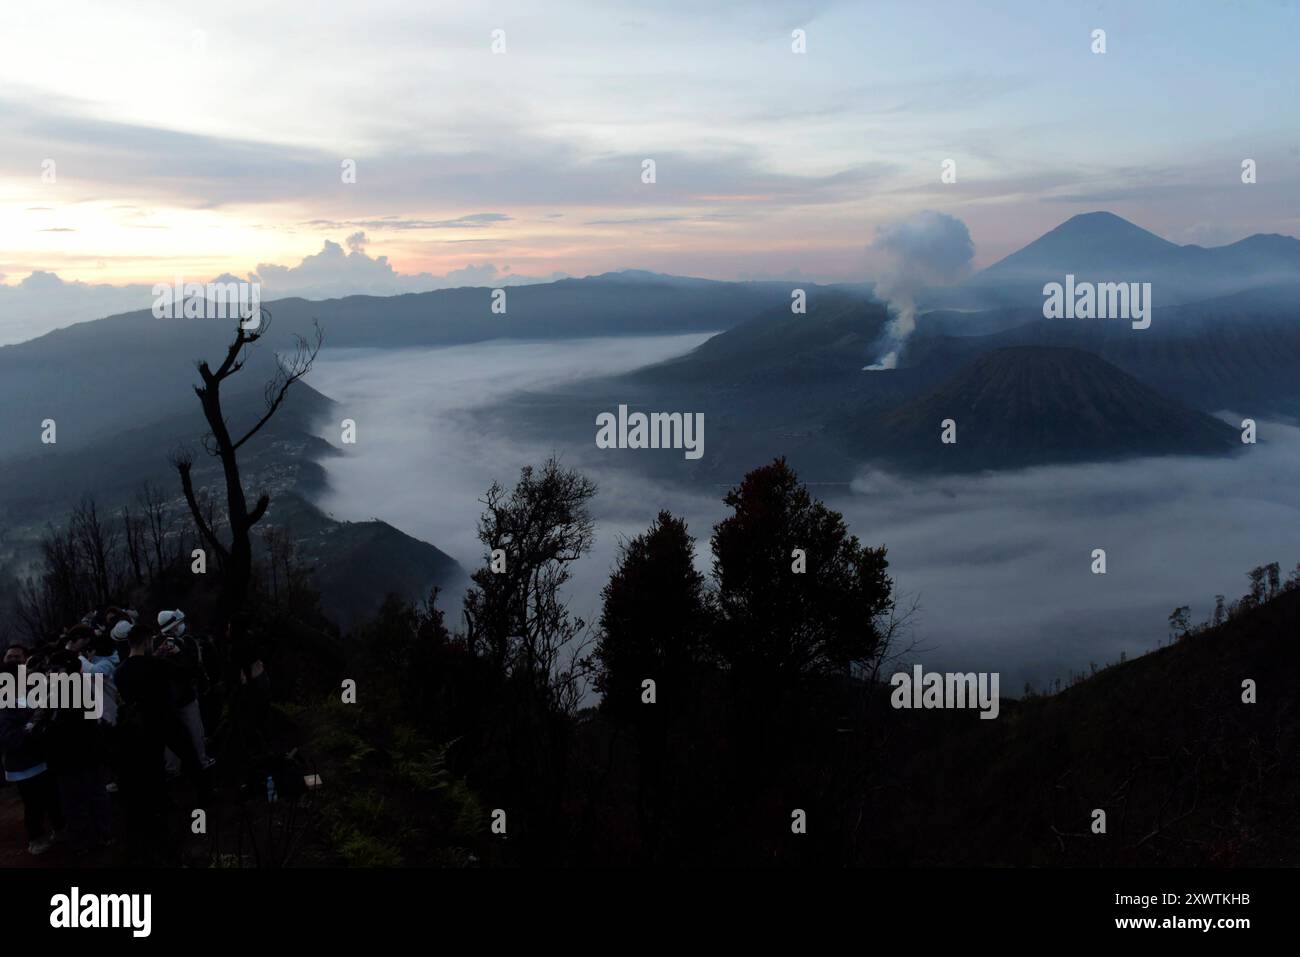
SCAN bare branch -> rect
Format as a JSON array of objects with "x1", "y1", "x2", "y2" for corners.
[
  {"x1": 171, "y1": 449, "x2": 229, "y2": 561},
  {"x1": 247, "y1": 493, "x2": 270, "y2": 528},
  {"x1": 232, "y1": 320, "x2": 322, "y2": 451}
]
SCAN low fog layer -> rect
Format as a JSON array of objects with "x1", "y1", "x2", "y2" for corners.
[
  {"x1": 309, "y1": 333, "x2": 720, "y2": 606},
  {"x1": 842, "y1": 433, "x2": 1300, "y2": 689},
  {"x1": 310, "y1": 337, "x2": 1300, "y2": 694}
]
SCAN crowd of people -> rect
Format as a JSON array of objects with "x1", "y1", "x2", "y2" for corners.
[{"x1": 0, "y1": 606, "x2": 232, "y2": 861}]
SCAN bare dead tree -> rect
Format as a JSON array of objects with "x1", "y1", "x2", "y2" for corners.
[
  {"x1": 171, "y1": 309, "x2": 321, "y2": 630},
  {"x1": 198, "y1": 488, "x2": 227, "y2": 572},
  {"x1": 258, "y1": 523, "x2": 316, "y2": 614},
  {"x1": 16, "y1": 517, "x2": 100, "y2": 638},
  {"x1": 138, "y1": 481, "x2": 177, "y2": 581},
  {"x1": 71, "y1": 496, "x2": 120, "y2": 607},
  {"x1": 260, "y1": 524, "x2": 294, "y2": 605},
  {"x1": 121, "y1": 504, "x2": 146, "y2": 585}
]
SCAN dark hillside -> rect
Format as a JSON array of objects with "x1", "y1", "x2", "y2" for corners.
[{"x1": 873, "y1": 584, "x2": 1300, "y2": 865}]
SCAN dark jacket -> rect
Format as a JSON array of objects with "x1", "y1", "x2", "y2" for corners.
[
  {"x1": 0, "y1": 703, "x2": 48, "y2": 778},
  {"x1": 115, "y1": 654, "x2": 192, "y2": 722},
  {"x1": 45, "y1": 696, "x2": 105, "y2": 772}
]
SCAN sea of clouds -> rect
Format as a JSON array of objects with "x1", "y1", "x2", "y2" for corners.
[{"x1": 310, "y1": 336, "x2": 1300, "y2": 694}]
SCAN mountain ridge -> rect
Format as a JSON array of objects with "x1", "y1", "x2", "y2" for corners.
[
  {"x1": 856, "y1": 345, "x2": 1241, "y2": 472},
  {"x1": 961, "y1": 211, "x2": 1300, "y2": 310}
]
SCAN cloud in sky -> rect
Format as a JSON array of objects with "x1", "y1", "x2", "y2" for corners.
[
  {"x1": 0, "y1": 94, "x2": 893, "y2": 212},
  {"x1": 0, "y1": 237, "x2": 571, "y2": 345},
  {"x1": 303, "y1": 214, "x2": 514, "y2": 232},
  {"x1": 1, "y1": 0, "x2": 1298, "y2": 291},
  {"x1": 0, "y1": 271, "x2": 153, "y2": 344},
  {"x1": 248, "y1": 232, "x2": 569, "y2": 300}
]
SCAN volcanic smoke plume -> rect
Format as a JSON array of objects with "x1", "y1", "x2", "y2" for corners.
[{"x1": 866, "y1": 211, "x2": 974, "y2": 370}]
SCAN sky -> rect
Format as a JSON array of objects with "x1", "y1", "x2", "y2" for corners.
[{"x1": 2, "y1": 0, "x2": 1299, "y2": 339}]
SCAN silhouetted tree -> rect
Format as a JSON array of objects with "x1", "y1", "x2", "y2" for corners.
[
  {"x1": 138, "y1": 480, "x2": 182, "y2": 582},
  {"x1": 357, "y1": 589, "x2": 453, "y2": 720},
  {"x1": 594, "y1": 510, "x2": 716, "y2": 859},
  {"x1": 71, "y1": 496, "x2": 120, "y2": 606},
  {"x1": 460, "y1": 457, "x2": 598, "y2": 860},
  {"x1": 172, "y1": 311, "x2": 320, "y2": 633},
  {"x1": 257, "y1": 523, "x2": 317, "y2": 615},
  {"x1": 710, "y1": 458, "x2": 892, "y2": 690},
  {"x1": 1266, "y1": 561, "x2": 1281, "y2": 599},
  {"x1": 462, "y1": 457, "x2": 597, "y2": 713},
  {"x1": 1168, "y1": 605, "x2": 1191, "y2": 640},
  {"x1": 16, "y1": 524, "x2": 83, "y2": 639},
  {"x1": 1246, "y1": 565, "x2": 1268, "y2": 607},
  {"x1": 14, "y1": 500, "x2": 130, "y2": 639},
  {"x1": 595, "y1": 511, "x2": 713, "y2": 721}
]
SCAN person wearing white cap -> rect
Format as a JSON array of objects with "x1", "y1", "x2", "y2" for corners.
[
  {"x1": 156, "y1": 610, "x2": 215, "y2": 772},
  {"x1": 157, "y1": 609, "x2": 186, "y2": 640}
]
